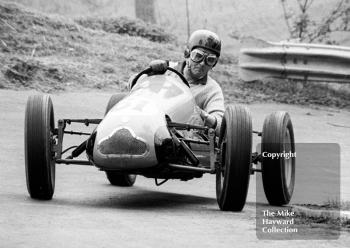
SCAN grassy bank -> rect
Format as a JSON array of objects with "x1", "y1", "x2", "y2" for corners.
[{"x1": 1, "y1": 1, "x2": 349, "y2": 109}]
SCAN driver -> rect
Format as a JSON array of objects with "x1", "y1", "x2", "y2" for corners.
[{"x1": 149, "y1": 29, "x2": 225, "y2": 135}]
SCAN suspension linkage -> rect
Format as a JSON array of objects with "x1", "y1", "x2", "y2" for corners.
[
  {"x1": 64, "y1": 118, "x2": 102, "y2": 126},
  {"x1": 64, "y1": 130, "x2": 91, "y2": 136}
]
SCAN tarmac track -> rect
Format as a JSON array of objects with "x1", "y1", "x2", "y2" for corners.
[{"x1": 0, "y1": 90, "x2": 349, "y2": 248}]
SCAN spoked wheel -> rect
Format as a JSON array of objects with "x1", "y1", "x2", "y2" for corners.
[
  {"x1": 25, "y1": 95, "x2": 56, "y2": 200},
  {"x1": 216, "y1": 105, "x2": 252, "y2": 211},
  {"x1": 104, "y1": 93, "x2": 137, "y2": 187},
  {"x1": 261, "y1": 111, "x2": 295, "y2": 206}
]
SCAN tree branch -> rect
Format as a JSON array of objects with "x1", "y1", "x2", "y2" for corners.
[
  {"x1": 309, "y1": 0, "x2": 347, "y2": 41},
  {"x1": 280, "y1": 0, "x2": 292, "y2": 35}
]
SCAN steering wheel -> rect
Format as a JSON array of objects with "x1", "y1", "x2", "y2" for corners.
[{"x1": 130, "y1": 67, "x2": 190, "y2": 89}]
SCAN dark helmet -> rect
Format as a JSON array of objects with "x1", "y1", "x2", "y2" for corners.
[{"x1": 187, "y1": 29, "x2": 221, "y2": 57}]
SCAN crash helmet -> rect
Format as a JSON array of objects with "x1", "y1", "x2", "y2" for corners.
[{"x1": 185, "y1": 29, "x2": 221, "y2": 57}]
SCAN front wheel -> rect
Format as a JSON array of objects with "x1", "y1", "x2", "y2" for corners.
[
  {"x1": 261, "y1": 111, "x2": 295, "y2": 206},
  {"x1": 25, "y1": 95, "x2": 56, "y2": 200},
  {"x1": 216, "y1": 105, "x2": 252, "y2": 211}
]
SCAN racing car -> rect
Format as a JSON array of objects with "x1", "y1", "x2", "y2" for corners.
[{"x1": 24, "y1": 66, "x2": 295, "y2": 211}]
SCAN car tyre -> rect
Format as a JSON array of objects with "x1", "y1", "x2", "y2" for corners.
[
  {"x1": 261, "y1": 111, "x2": 295, "y2": 205},
  {"x1": 105, "y1": 172, "x2": 137, "y2": 187},
  {"x1": 216, "y1": 105, "x2": 252, "y2": 211},
  {"x1": 104, "y1": 93, "x2": 137, "y2": 187},
  {"x1": 25, "y1": 95, "x2": 56, "y2": 200}
]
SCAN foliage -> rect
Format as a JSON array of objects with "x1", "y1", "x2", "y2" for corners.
[
  {"x1": 1, "y1": 2, "x2": 349, "y2": 108},
  {"x1": 0, "y1": 2, "x2": 181, "y2": 92},
  {"x1": 281, "y1": 0, "x2": 350, "y2": 44},
  {"x1": 231, "y1": 79, "x2": 350, "y2": 109},
  {"x1": 76, "y1": 16, "x2": 175, "y2": 43}
]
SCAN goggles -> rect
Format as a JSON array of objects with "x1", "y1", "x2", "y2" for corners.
[{"x1": 190, "y1": 49, "x2": 218, "y2": 66}]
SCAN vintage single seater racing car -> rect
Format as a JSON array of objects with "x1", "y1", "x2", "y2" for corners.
[{"x1": 24, "y1": 66, "x2": 295, "y2": 211}]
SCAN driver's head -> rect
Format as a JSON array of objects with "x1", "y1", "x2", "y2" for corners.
[{"x1": 185, "y1": 30, "x2": 221, "y2": 80}]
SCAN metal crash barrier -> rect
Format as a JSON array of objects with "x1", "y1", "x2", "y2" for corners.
[{"x1": 239, "y1": 37, "x2": 350, "y2": 83}]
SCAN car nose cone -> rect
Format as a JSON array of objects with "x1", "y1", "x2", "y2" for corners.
[{"x1": 97, "y1": 127, "x2": 148, "y2": 156}]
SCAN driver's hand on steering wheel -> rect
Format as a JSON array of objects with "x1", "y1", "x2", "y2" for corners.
[{"x1": 149, "y1": 60, "x2": 169, "y2": 74}]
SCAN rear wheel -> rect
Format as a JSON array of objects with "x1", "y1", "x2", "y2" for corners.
[
  {"x1": 104, "y1": 93, "x2": 137, "y2": 187},
  {"x1": 25, "y1": 95, "x2": 56, "y2": 200},
  {"x1": 216, "y1": 105, "x2": 252, "y2": 211},
  {"x1": 261, "y1": 111, "x2": 295, "y2": 205},
  {"x1": 106, "y1": 172, "x2": 136, "y2": 187}
]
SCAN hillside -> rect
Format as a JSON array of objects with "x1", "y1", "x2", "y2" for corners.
[
  {"x1": 0, "y1": 2, "x2": 183, "y2": 92},
  {"x1": 0, "y1": 1, "x2": 349, "y2": 108},
  {"x1": 8, "y1": 0, "x2": 350, "y2": 52}
]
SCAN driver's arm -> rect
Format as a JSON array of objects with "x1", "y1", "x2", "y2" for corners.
[{"x1": 197, "y1": 80, "x2": 225, "y2": 135}]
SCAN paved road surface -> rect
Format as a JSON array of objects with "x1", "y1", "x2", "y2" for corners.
[{"x1": 1, "y1": 90, "x2": 349, "y2": 247}]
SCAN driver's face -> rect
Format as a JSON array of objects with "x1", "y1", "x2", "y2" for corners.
[{"x1": 188, "y1": 48, "x2": 215, "y2": 80}]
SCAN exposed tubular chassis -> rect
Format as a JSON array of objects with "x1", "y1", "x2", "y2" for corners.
[{"x1": 53, "y1": 117, "x2": 263, "y2": 175}]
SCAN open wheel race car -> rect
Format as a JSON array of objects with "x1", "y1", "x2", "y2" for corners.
[{"x1": 24, "y1": 66, "x2": 295, "y2": 211}]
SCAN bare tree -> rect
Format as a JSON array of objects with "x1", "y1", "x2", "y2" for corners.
[
  {"x1": 281, "y1": 0, "x2": 350, "y2": 44},
  {"x1": 135, "y1": 0, "x2": 156, "y2": 24}
]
